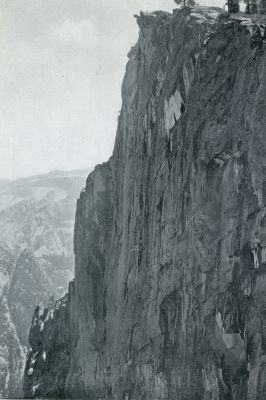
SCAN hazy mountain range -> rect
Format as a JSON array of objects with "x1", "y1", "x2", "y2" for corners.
[{"x1": 0, "y1": 169, "x2": 89, "y2": 397}]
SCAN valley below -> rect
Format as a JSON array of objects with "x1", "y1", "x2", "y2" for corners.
[{"x1": 0, "y1": 170, "x2": 89, "y2": 397}]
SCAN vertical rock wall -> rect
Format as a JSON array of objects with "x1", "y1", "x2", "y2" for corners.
[{"x1": 24, "y1": 7, "x2": 266, "y2": 400}]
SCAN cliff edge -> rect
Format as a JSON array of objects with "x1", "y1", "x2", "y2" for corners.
[{"x1": 24, "y1": 6, "x2": 266, "y2": 400}]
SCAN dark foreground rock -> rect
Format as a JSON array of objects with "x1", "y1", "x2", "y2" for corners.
[{"x1": 24, "y1": 7, "x2": 266, "y2": 400}]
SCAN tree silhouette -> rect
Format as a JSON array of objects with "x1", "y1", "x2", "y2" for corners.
[
  {"x1": 259, "y1": 0, "x2": 266, "y2": 13},
  {"x1": 241, "y1": 0, "x2": 257, "y2": 13},
  {"x1": 174, "y1": 0, "x2": 196, "y2": 7},
  {"x1": 227, "y1": 0, "x2": 240, "y2": 13}
]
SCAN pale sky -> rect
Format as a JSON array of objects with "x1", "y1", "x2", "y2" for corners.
[{"x1": 0, "y1": 0, "x2": 223, "y2": 179}]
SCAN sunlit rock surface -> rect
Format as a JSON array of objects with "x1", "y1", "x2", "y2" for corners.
[{"x1": 24, "y1": 7, "x2": 266, "y2": 400}]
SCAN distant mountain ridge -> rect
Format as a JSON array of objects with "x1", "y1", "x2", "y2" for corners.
[
  {"x1": 0, "y1": 169, "x2": 90, "y2": 211},
  {"x1": 0, "y1": 168, "x2": 89, "y2": 397}
]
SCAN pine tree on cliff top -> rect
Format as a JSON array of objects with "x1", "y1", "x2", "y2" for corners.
[
  {"x1": 259, "y1": 0, "x2": 266, "y2": 13},
  {"x1": 227, "y1": 0, "x2": 266, "y2": 14},
  {"x1": 174, "y1": 0, "x2": 196, "y2": 7},
  {"x1": 243, "y1": 0, "x2": 257, "y2": 13}
]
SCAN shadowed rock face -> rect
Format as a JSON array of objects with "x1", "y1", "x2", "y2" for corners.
[{"x1": 24, "y1": 7, "x2": 266, "y2": 400}]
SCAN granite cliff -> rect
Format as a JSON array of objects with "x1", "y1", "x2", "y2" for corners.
[{"x1": 24, "y1": 6, "x2": 266, "y2": 400}]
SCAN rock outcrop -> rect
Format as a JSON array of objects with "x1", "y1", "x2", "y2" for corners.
[{"x1": 24, "y1": 7, "x2": 266, "y2": 400}]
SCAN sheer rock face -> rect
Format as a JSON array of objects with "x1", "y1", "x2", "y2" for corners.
[{"x1": 24, "y1": 7, "x2": 266, "y2": 400}]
